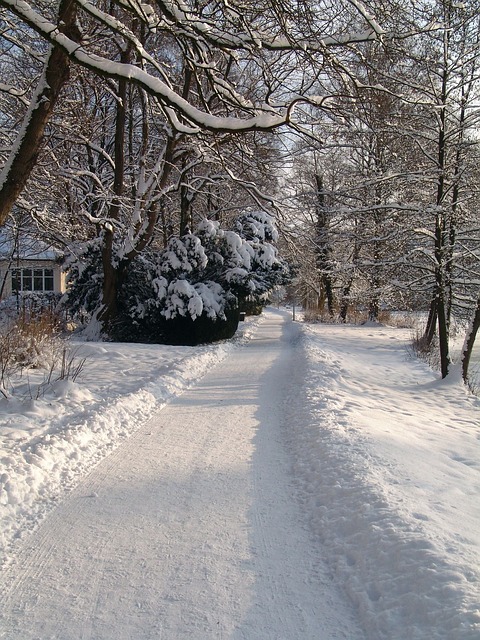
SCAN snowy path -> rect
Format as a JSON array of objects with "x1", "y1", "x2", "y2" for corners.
[{"x1": 0, "y1": 310, "x2": 364, "y2": 640}]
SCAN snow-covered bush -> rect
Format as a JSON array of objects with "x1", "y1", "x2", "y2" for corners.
[
  {"x1": 142, "y1": 225, "x2": 237, "y2": 343},
  {"x1": 234, "y1": 209, "x2": 279, "y2": 244},
  {"x1": 0, "y1": 306, "x2": 73, "y2": 397},
  {"x1": 63, "y1": 239, "x2": 104, "y2": 321},
  {"x1": 156, "y1": 213, "x2": 287, "y2": 313},
  {"x1": 152, "y1": 226, "x2": 236, "y2": 323},
  {"x1": 62, "y1": 211, "x2": 290, "y2": 344},
  {"x1": 233, "y1": 210, "x2": 290, "y2": 307},
  {"x1": 146, "y1": 212, "x2": 289, "y2": 343},
  {"x1": 63, "y1": 239, "x2": 157, "y2": 341}
]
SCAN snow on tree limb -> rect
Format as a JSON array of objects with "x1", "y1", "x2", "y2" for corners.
[
  {"x1": 0, "y1": 0, "x2": 286, "y2": 132},
  {"x1": 0, "y1": 0, "x2": 80, "y2": 226},
  {"x1": 0, "y1": 0, "x2": 384, "y2": 136},
  {"x1": 153, "y1": 0, "x2": 384, "y2": 50}
]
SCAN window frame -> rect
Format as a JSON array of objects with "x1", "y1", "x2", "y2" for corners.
[{"x1": 11, "y1": 266, "x2": 55, "y2": 293}]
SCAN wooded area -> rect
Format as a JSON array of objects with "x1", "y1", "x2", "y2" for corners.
[{"x1": 0, "y1": 1, "x2": 479, "y2": 382}]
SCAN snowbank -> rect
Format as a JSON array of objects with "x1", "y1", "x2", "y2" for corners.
[
  {"x1": 285, "y1": 321, "x2": 480, "y2": 640},
  {"x1": 0, "y1": 316, "x2": 264, "y2": 566}
]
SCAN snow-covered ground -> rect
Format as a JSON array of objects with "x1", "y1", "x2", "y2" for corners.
[
  {"x1": 0, "y1": 317, "x2": 263, "y2": 567},
  {"x1": 286, "y1": 318, "x2": 480, "y2": 639},
  {"x1": 0, "y1": 308, "x2": 479, "y2": 639}
]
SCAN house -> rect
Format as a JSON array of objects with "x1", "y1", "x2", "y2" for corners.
[{"x1": 0, "y1": 229, "x2": 65, "y2": 301}]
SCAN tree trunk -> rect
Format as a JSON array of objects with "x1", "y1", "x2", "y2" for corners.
[
  {"x1": 98, "y1": 44, "x2": 131, "y2": 332},
  {"x1": 368, "y1": 299, "x2": 379, "y2": 322},
  {"x1": 462, "y1": 296, "x2": 480, "y2": 384},
  {"x1": 0, "y1": 0, "x2": 80, "y2": 225},
  {"x1": 314, "y1": 173, "x2": 334, "y2": 317},
  {"x1": 434, "y1": 200, "x2": 450, "y2": 378},
  {"x1": 368, "y1": 206, "x2": 383, "y2": 322},
  {"x1": 98, "y1": 79, "x2": 177, "y2": 334},
  {"x1": 179, "y1": 181, "x2": 192, "y2": 235},
  {"x1": 424, "y1": 297, "x2": 437, "y2": 345},
  {"x1": 437, "y1": 293, "x2": 450, "y2": 379},
  {"x1": 339, "y1": 284, "x2": 351, "y2": 322},
  {"x1": 324, "y1": 278, "x2": 334, "y2": 317},
  {"x1": 433, "y1": 17, "x2": 452, "y2": 378},
  {"x1": 98, "y1": 49, "x2": 128, "y2": 331}
]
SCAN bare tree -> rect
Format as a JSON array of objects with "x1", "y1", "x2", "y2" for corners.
[
  {"x1": 403, "y1": 0, "x2": 480, "y2": 377},
  {"x1": 0, "y1": 0, "x2": 80, "y2": 224},
  {"x1": 0, "y1": 0, "x2": 386, "y2": 333}
]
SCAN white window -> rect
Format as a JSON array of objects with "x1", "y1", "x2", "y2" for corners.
[{"x1": 11, "y1": 268, "x2": 54, "y2": 293}]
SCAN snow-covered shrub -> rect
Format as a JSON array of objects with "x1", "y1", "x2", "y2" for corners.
[
  {"x1": 63, "y1": 239, "x2": 158, "y2": 341},
  {"x1": 152, "y1": 229, "x2": 236, "y2": 323},
  {"x1": 142, "y1": 212, "x2": 290, "y2": 343},
  {"x1": 62, "y1": 239, "x2": 104, "y2": 322},
  {"x1": 160, "y1": 280, "x2": 229, "y2": 321},
  {"x1": 0, "y1": 306, "x2": 66, "y2": 396},
  {"x1": 160, "y1": 234, "x2": 208, "y2": 277},
  {"x1": 62, "y1": 210, "x2": 290, "y2": 344},
  {"x1": 111, "y1": 254, "x2": 159, "y2": 341},
  {"x1": 143, "y1": 227, "x2": 238, "y2": 343},
  {"x1": 234, "y1": 209, "x2": 279, "y2": 243},
  {"x1": 233, "y1": 210, "x2": 291, "y2": 309}
]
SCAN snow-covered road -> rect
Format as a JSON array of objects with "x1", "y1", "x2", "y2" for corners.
[{"x1": 0, "y1": 311, "x2": 365, "y2": 639}]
